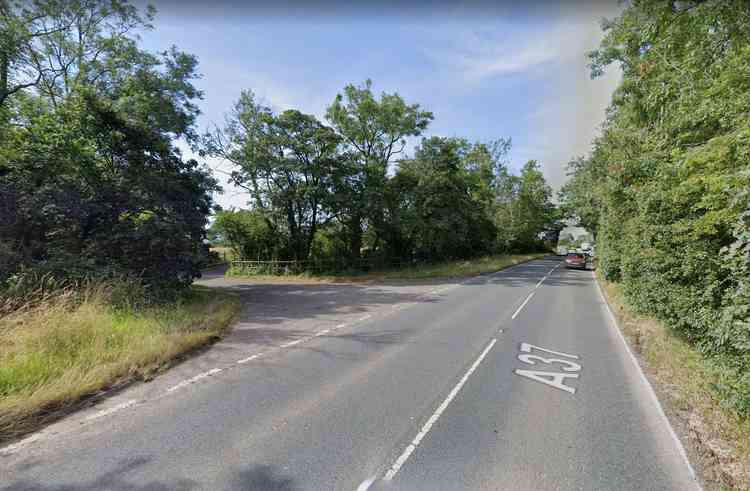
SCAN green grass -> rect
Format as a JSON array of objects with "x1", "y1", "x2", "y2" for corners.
[
  {"x1": 0, "y1": 284, "x2": 240, "y2": 441},
  {"x1": 599, "y1": 277, "x2": 750, "y2": 488},
  {"x1": 227, "y1": 253, "x2": 548, "y2": 282}
]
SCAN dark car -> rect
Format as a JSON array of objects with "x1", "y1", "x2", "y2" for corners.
[{"x1": 564, "y1": 252, "x2": 587, "y2": 269}]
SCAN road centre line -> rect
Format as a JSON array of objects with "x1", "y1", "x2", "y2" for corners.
[
  {"x1": 511, "y1": 291, "x2": 535, "y2": 320},
  {"x1": 382, "y1": 338, "x2": 498, "y2": 481}
]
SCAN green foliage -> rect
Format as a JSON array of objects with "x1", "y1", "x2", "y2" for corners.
[
  {"x1": 207, "y1": 81, "x2": 558, "y2": 269},
  {"x1": 565, "y1": 1, "x2": 750, "y2": 414},
  {"x1": 495, "y1": 160, "x2": 557, "y2": 252},
  {"x1": 0, "y1": 0, "x2": 215, "y2": 299},
  {"x1": 389, "y1": 137, "x2": 497, "y2": 261},
  {"x1": 325, "y1": 79, "x2": 434, "y2": 259},
  {"x1": 211, "y1": 210, "x2": 279, "y2": 261},
  {"x1": 204, "y1": 91, "x2": 341, "y2": 260}
]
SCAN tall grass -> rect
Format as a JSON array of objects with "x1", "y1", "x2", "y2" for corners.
[
  {"x1": 0, "y1": 283, "x2": 239, "y2": 441},
  {"x1": 227, "y1": 253, "x2": 547, "y2": 281}
]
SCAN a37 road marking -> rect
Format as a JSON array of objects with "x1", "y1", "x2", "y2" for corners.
[{"x1": 514, "y1": 343, "x2": 581, "y2": 394}]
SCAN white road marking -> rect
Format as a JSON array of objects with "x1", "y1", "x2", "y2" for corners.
[
  {"x1": 514, "y1": 369, "x2": 579, "y2": 394},
  {"x1": 337, "y1": 323, "x2": 347, "y2": 328},
  {"x1": 355, "y1": 475, "x2": 377, "y2": 491},
  {"x1": 382, "y1": 338, "x2": 497, "y2": 481},
  {"x1": 520, "y1": 342, "x2": 579, "y2": 359},
  {"x1": 85, "y1": 399, "x2": 137, "y2": 421},
  {"x1": 511, "y1": 291, "x2": 535, "y2": 319},
  {"x1": 0, "y1": 433, "x2": 44, "y2": 456},
  {"x1": 166, "y1": 368, "x2": 223, "y2": 393},
  {"x1": 315, "y1": 329, "x2": 330, "y2": 336},
  {"x1": 359, "y1": 314, "x2": 372, "y2": 321},
  {"x1": 237, "y1": 353, "x2": 263, "y2": 364},
  {"x1": 594, "y1": 274, "x2": 700, "y2": 487},
  {"x1": 280, "y1": 339, "x2": 305, "y2": 348}
]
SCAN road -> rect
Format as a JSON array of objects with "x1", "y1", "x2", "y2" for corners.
[{"x1": 0, "y1": 258, "x2": 699, "y2": 490}]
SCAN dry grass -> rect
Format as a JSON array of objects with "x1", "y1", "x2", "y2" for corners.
[
  {"x1": 0, "y1": 285, "x2": 240, "y2": 441},
  {"x1": 227, "y1": 253, "x2": 548, "y2": 282},
  {"x1": 599, "y1": 278, "x2": 750, "y2": 489}
]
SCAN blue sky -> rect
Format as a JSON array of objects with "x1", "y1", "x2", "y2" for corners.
[{"x1": 139, "y1": 1, "x2": 621, "y2": 210}]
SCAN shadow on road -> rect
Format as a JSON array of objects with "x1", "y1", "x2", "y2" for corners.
[{"x1": 1, "y1": 456, "x2": 297, "y2": 491}]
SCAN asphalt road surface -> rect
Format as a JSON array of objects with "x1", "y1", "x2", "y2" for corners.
[{"x1": 1, "y1": 258, "x2": 700, "y2": 490}]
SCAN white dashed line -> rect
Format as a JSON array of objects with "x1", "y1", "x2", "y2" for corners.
[
  {"x1": 383, "y1": 338, "x2": 497, "y2": 481},
  {"x1": 166, "y1": 368, "x2": 223, "y2": 393},
  {"x1": 337, "y1": 323, "x2": 347, "y2": 328},
  {"x1": 85, "y1": 399, "x2": 137, "y2": 421},
  {"x1": 0, "y1": 433, "x2": 44, "y2": 456},
  {"x1": 356, "y1": 475, "x2": 377, "y2": 491},
  {"x1": 315, "y1": 329, "x2": 330, "y2": 336},
  {"x1": 511, "y1": 291, "x2": 535, "y2": 320},
  {"x1": 280, "y1": 339, "x2": 305, "y2": 348},
  {"x1": 237, "y1": 353, "x2": 263, "y2": 364},
  {"x1": 359, "y1": 314, "x2": 372, "y2": 321}
]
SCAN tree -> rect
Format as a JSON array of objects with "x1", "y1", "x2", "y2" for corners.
[
  {"x1": 0, "y1": 0, "x2": 215, "y2": 296},
  {"x1": 205, "y1": 91, "x2": 342, "y2": 260},
  {"x1": 389, "y1": 137, "x2": 496, "y2": 260},
  {"x1": 558, "y1": 156, "x2": 601, "y2": 237},
  {"x1": 564, "y1": 0, "x2": 750, "y2": 414},
  {"x1": 326, "y1": 79, "x2": 433, "y2": 258},
  {"x1": 211, "y1": 209, "x2": 278, "y2": 261},
  {"x1": 495, "y1": 160, "x2": 555, "y2": 251}
]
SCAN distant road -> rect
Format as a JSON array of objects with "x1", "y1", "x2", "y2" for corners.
[{"x1": 1, "y1": 258, "x2": 699, "y2": 490}]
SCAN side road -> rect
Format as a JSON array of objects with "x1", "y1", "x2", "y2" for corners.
[
  {"x1": 0, "y1": 265, "x2": 480, "y2": 457},
  {"x1": 1, "y1": 259, "x2": 700, "y2": 490}
]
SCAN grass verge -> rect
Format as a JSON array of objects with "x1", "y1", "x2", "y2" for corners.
[
  {"x1": 598, "y1": 276, "x2": 750, "y2": 489},
  {"x1": 227, "y1": 253, "x2": 548, "y2": 282},
  {"x1": 0, "y1": 285, "x2": 240, "y2": 442}
]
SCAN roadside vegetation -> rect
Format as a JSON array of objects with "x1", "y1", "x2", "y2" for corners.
[
  {"x1": 560, "y1": 2, "x2": 750, "y2": 484},
  {"x1": 561, "y1": 1, "x2": 750, "y2": 418},
  {"x1": 207, "y1": 83, "x2": 562, "y2": 273},
  {"x1": 0, "y1": 0, "x2": 235, "y2": 439},
  {"x1": 599, "y1": 279, "x2": 750, "y2": 489},
  {"x1": 226, "y1": 253, "x2": 546, "y2": 282},
  {"x1": 0, "y1": 283, "x2": 239, "y2": 442}
]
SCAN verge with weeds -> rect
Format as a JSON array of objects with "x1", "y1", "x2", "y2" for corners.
[
  {"x1": 226, "y1": 253, "x2": 547, "y2": 282},
  {"x1": 0, "y1": 283, "x2": 240, "y2": 442},
  {"x1": 598, "y1": 276, "x2": 750, "y2": 490}
]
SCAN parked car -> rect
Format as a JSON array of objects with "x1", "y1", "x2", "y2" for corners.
[{"x1": 564, "y1": 252, "x2": 587, "y2": 269}]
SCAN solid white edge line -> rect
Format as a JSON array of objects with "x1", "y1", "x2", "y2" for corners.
[
  {"x1": 382, "y1": 338, "x2": 497, "y2": 481},
  {"x1": 593, "y1": 272, "x2": 701, "y2": 488},
  {"x1": 511, "y1": 291, "x2": 535, "y2": 320}
]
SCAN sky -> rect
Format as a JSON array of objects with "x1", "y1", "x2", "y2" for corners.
[{"x1": 138, "y1": 0, "x2": 622, "y2": 213}]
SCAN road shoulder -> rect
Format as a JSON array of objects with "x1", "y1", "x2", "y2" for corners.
[{"x1": 597, "y1": 275, "x2": 750, "y2": 490}]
